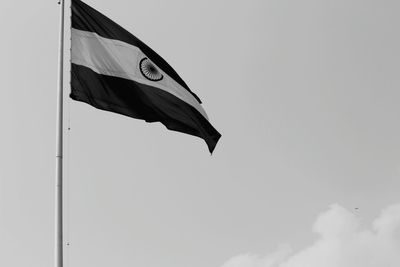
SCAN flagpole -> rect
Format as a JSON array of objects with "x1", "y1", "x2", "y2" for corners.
[{"x1": 55, "y1": 0, "x2": 65, "y2": 267}]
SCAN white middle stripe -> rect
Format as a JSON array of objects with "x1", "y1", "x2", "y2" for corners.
[{"x1": 71, "y1": 28, "x2": 208, "y2": 120}]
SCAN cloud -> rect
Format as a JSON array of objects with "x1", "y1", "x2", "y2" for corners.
[{"x1": 221, "y1": 204, "x2": 400, "y2": 267}]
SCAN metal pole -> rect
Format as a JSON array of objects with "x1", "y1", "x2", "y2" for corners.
[{"x1": 55, "y1": 0, "x2": 65, "y2": 267}]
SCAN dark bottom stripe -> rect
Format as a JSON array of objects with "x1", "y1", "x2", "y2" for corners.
[{"x1": 70, "y1": 64, "x2": 221, "y2": 153}]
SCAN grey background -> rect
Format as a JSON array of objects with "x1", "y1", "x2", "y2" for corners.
[{"x1": 0, "y1": 0, "x2": 399, "y2": 267}]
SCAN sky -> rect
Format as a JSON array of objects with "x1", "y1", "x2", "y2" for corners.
[{"x1": 0, "y1": 0, "x2": 400, "y2": 267}]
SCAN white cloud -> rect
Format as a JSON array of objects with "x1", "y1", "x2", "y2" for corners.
[{"x1": 221, "y1": 204, "x2": 400, "y2": 267}]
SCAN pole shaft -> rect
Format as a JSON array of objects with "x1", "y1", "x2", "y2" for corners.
[{"x1": 55, "y1": 0, "x2": 65, "y2": 267}]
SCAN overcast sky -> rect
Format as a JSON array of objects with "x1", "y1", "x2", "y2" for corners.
[{"x1": 0, "y1": 0, "x2": 400, "y2": 267}]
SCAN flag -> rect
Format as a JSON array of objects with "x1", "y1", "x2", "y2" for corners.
[{"x1": 70, "y1": 0, "x2": 221, "y2": 153}]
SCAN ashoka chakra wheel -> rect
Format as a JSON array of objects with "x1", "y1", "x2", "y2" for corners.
[{"x1": 139, "y1": 57, "x2": 164, "y2": 81}]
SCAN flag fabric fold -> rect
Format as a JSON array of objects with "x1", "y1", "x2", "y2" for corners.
[{"x1": 70, "y1": 0, "x2": 221, "y2": 153}]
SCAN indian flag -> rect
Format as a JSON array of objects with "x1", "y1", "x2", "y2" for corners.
[{"x1": 70, "y1": 0, "x2": 221, "y2": 153}]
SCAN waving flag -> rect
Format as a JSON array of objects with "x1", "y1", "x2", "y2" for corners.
[{"x1": 70, "y1": 0, "x2": 221, "y2": 153}]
